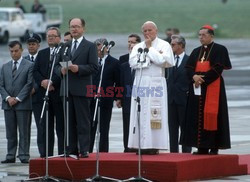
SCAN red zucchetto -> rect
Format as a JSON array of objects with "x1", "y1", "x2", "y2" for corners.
[{"x1": 201, "y1": 24, "x2": 214, "y2": 31}]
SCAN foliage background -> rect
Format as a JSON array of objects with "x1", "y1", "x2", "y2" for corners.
[{"x1": 1, "y1": 0, "x2": 249, "y2": 38}]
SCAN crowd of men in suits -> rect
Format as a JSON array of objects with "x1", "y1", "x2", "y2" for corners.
[
  {"x1": 0, "y1": 19, "x2": 191, "y2": 164},
  {"x1": 0, "y1": 19, "x2": 231, "y2": 163}
]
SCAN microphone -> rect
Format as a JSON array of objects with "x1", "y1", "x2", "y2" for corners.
[
  {"x1": 101, "y1": 41, "x2": 108, "y2": 52},
  {"x1": 143, "y1": 48, "x2": 149, "y2": 63},
  {"x1": 63, "y1": 43, "x2": 70, "y2": 56},
  {"x1": 137, "y1": 48, "x2": 143, "y2": 63},
  {"x1": 56, "y1": 42, "x2": 65, "y2": 54},
  {"x1": 107, "y1": 41, "x2": 115, "y2": 53}
]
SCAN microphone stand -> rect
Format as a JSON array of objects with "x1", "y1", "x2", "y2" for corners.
[
  {"x1": 85, "y1": 57, "x2": 121, "y2": 182},
  {"x1": 124, "y1": 50, "x2": 152, "y2": 182},
  {"x1": 48, "y1": 48, "x2": 78, "y2": 160},
  {"x1": 24, "y1": 48, "x2": 61, "y2": 182}
]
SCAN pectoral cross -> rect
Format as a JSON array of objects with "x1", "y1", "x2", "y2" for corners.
[{"x1": 201, "y1": 51, "x2": 206, "y2": 63}]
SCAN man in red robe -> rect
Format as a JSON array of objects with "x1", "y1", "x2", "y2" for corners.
[{"x1": 180, "y1": 25, "x2": 232, "y2": 155}]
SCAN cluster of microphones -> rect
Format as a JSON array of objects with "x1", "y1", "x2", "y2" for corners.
[
  {"x1": 101, "y1": 41, "x2": 115, "y2": 53},
  {"x1": 51, "y1": 40, "x2": 116, "y2": 58},
  {"x1": 50, "y1": 42, "x2": 70, "y2": 57},
  {"x1": 137, "y1": 47, "x2": 149, "y2": 63}
]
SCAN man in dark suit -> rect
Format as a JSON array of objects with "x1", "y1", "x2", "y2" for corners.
[
  {"x1": 89, "y1": 38, "x2": 119, "y2": 153},
  {"x1": 116, "y1": 34, "x2": 141, "y2": 152},
  {"x1": 0, "y1": 41, "x2": 33, "y2": 163},
  {"x1": 167, "y1": 35, "x2": 192, "y2": 153},
  {"x1": 57, "y1": 18, "x2": 98, "y2": 158},
  {"x1": 33, "y1": 27, "x2": 64, "y2": 157},
  {"x1": 23, "y1": 33, "x2": 41, "y2": 155}
]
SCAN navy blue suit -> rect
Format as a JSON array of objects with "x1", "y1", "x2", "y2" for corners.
[
  {"x1": 89, "y1": 55, "x2": 119, "y2": 152},
  {"x1": 33, "y1": 47, "x2": 64, "y2": 157},
  {"x1": 167, "y1": 54, "x2": 192, "y2": 153},
  {"x1": 23, "y1": 55, "x2": 41, "y2": 154},
  {"x1": 56, "y1": 37, "x2": 98, "y2": 156},
  {"x1": 118, "y1": 54, "x2": 135, "y2": 152}
]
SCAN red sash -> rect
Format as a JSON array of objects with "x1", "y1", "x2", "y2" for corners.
[{"x1": 195, "y1": 61, "x2": 220, "y2": 131}]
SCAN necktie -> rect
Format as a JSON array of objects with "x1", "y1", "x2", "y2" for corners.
[
  {"x1": 175, "y1": 55, "x2": 180, "y2": 69},
  {"x1": 31, "y1": 55, "x2": 34, "y2": 62},
  {"x1": 71, "y1": 40, "x2": 78, "y2": 57},
  {"x1": 98, "y1": 58, "x2": 102, "y2": 66},
  {"x1": 12, "y1": 61, "x2": 18, "y2": 77},
  {"x1": 50, "y1": 47, "x2": 55, "y2": 61}
]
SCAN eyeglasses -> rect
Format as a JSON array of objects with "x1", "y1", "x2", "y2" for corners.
[
  {"x1": 47, "y1": 35, "x2": 59, "y2": 38},
  {"x1": 69, "y1": 25, "x2": 82, "y2": 29}
]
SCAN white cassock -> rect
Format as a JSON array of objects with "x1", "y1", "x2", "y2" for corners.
[{"x1": 128, "y1": 37, "x2": 174, "y2": 150}]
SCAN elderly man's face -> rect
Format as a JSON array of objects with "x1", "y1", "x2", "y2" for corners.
[
  {"x1": 142, "y1": 23, "x2": 157, "y2": 41},
  {"x1": 69, "y1": 18, "x2": 85, "y2": 39},
  {"x1": 199, "y1": 29, "x2": 213, "y2": 46}
]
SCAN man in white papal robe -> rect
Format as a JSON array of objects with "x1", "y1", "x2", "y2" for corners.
[{"x1": 128, "y1": 21, "x2": 174, "y2": 154}]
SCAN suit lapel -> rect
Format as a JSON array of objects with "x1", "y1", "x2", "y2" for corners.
[
  {"x1": 13, "y1": 59, "x2": 26, "y2": 81},
  {"x1": 72, "y1": 38, "x2": 86, "y2": 62},
  {"x1": 174, "y1": 54, "x2": 188, "y2": 80},
  {"x1": 7, "y1": 62, "x2": 13, "y2": 79},
  {"x1": 178, "y1": 54, "x2": 188, "y2": 71},
  {"x1": 23, "y1": 55, "x2": 31, "y2": 61}
]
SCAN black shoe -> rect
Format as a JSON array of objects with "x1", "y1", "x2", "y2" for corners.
[
  {"x1": 79, "y1": 152, "x2": 89, "y2": 158},
  {"x1": 124, "y1": 148, "x2": 138, "y2": 153},
  {"x1": 209, "y1": 149, "x2": 219, "y2": 155},
  {"x1": 192, "y1": 148, "x2": 209, "y2": 155},
  {"x1": 20, "y1": 159, "x2": 29, "y2": 163},
  {"x1": 1, "y1": 159, "x2": 16, "y2": 163},
  {"x1": 137, "y1": 149, "x2": 159, "y2": 155}
]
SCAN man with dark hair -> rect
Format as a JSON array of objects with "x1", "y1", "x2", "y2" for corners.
[
  {"x1": 167, "y1": 34, "x2": 191, "y2": 153},
  {"x1": 63, "y1": 31, "x2": 72, "y2": 43},
  {"x1": 118, "y1": 34, "x2": 141, "y2": 65},
  {"x1": 0, "y1": 41, "x2": 33, "y2": 163},
  {"x1": 33, "y1": 27, "x2": 64, "y2": 157},
  {"x1": 164, "y1": 28, "x2": 172, "y2": 43},
  {"x1": 14, "y1": 0, "x2": 26, "y2": 13},
  {"x1": 164, "y1": 28, "x2": 180, "y2": 43},
  {"x1": 57, "y1": 18, "x2": 98, "y2": 158},
  {"x1": 181, "y1": 25, "x2": 231, "y2": 155},
  {"x1": 116, "y1": 34, "x2": 141, "y2": 152},
  {"x1": 31, "y1": 0, "x2": 46, "y2": 13}
]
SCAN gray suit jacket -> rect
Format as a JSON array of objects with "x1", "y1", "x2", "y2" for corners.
[{"x1": 0, "y1": 58, "x2": 33, "y2": 110}]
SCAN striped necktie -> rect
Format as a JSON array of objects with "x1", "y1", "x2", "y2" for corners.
[
  {"x1": 175, "y1": 55, "x2": 180, "y2": 69},
  {"x1": 12, "y1": 61, "x2": 18, "y2": 77}
]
